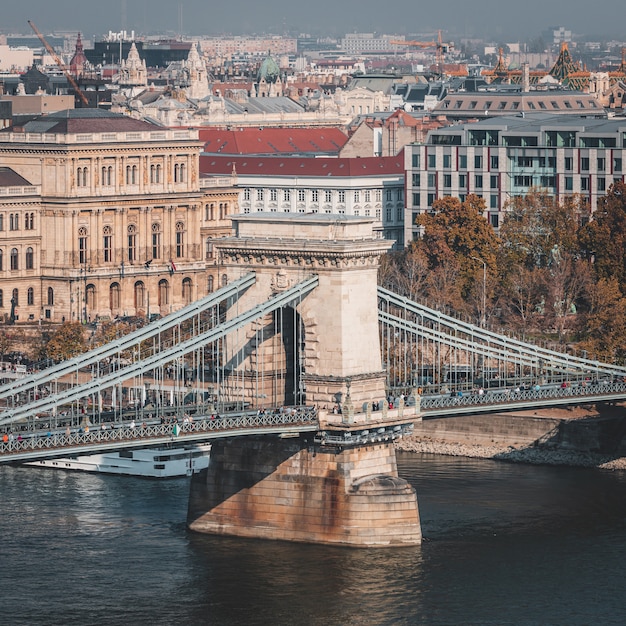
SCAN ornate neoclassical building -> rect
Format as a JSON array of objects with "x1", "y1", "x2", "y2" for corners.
[{"x1": 0, "y1": 109, "x2": 236, "y2": 325}]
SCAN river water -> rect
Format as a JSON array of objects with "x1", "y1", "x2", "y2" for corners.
[{"x1": 2, "y1": 453, "x2": 626, "y2": 625}]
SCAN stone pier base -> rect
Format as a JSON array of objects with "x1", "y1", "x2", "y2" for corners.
[{"x1": 187, "y1": 436, "x2": 421, "y2": 547}]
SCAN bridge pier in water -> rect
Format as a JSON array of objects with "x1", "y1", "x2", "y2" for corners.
[{"x1": 187, "y1": 429, "x2": 421, "y2": 547}]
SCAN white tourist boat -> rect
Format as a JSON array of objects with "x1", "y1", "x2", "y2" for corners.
[{"x1": 25, "y1": 443, "x2": 211, "y2": 478}]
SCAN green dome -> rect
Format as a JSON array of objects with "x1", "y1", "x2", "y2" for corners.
[{"x1": 258, "y1": 54, "x2": 280, "y2": 83}]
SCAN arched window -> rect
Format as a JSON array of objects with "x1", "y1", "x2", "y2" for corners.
[
  {"x1": 150, "y1": 164, "x2": 155, "y2": 184},
  {"x1": 25, "y1": 247, "x2": 34, "y2": 270},
  {"x1": 10, "y1": 248, "x2": 18, "y2": 271},
  {"x1": 29, "y1": 213, "x2": 34, "y2": 230},
  {"x1": 78, "y1": 226, "x2": 88, "y2": 265},
  {"x1": 182, "y1": 277, "x2": 192, "y2": 304},
  {"x1": 47, "y1": 287, "x2": 54, "y2": 307},
  {"x1": 103, "y1": 225, "x2": 113, "y2": 263},
  {"x1": 207, "y1": 275, "x2": 214, "y2": 293},
  {"x1": 12, "y1": 288, "x2": 18, "y2": 306},
  {"x1": 155, "y1": 164, "x2": 161, "y2": 183},
  {"x1": 174, "y1": 164, "x2": 180, "y2": 183},
  {"x1": 126, "y1": 165, "x2": 132, "y2": 185},
  {"x1": 86, "y1": 284, "x2": 96, "y2": 311},
  {"x1": 158, "y1": 279, "x2": 169, "y2": 307},
  {"x1": 206, "y1": 237, "x2": 213, "y2": 260},
  {"x1": 175, "y1": 221, "x2": 185, "y2": 258},
  {"x1": 221, "y1": 274, "x2": 228, "y2": 288},
  {"x1": 132, "y1": 165, "x2": 138, "y2": 184},
  {"x1": 151, "y1": 223, "x2": 161, "y2": 260},
  {"x1": 109, "y1": 282, "x2": 121, "y2": 312},
  {"x1": 134, "y1": 281, "x2": 145, "y2": 311},
  {"x1": 0, "y1": 214, "x2": 4, "y2": 231},
  {"x1": 127, "y1": 224, "x2": 137, "y2": 263},
  {"x1": 0, "y1": 290, "x2": 3, "y2": 308},
  {"x1": 0, "y1": 249, "x2": 3, "y2": 271},
  {"x1": 9, "y1": 213, "x2": 17, "y2": 231},
  {"x1": 27, "y1": 287, "x2": 34, "y2": 306}
]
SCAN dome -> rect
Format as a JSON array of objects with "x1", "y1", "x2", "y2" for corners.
[{"x1": 258, "y1": 54, "x2": 280, "y2": 84}]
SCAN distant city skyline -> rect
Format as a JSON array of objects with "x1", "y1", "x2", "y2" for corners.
[{"x1": 2, "y1": 0, "x2": 625, "y2": 42}]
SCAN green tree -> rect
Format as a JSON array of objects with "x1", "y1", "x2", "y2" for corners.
[{"x1": 45, "y1": 322, "x2": 87, "y2": 361}]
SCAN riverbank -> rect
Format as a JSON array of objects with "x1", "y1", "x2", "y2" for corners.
[
  {"x1": 396, "y1": 437, "x2": 626, "y2": 470},
  {"x1": 396, "y1": 405, "x2": 626, "y2": 471}
]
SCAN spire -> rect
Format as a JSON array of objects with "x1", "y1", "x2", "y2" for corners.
[{"x1": 549, "y1": 42, "x2": 581, "y2": 82}]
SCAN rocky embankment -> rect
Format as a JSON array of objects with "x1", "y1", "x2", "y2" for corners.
[{"x1": 396, "y1": 436, "x2": 626, "y2": 471}]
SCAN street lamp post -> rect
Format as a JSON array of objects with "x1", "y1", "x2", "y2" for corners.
[{"x1": 471, "y1": 256, "x2": 487, "y2": 328}]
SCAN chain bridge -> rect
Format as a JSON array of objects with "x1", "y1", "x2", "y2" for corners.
[{"x1": 1, "y1": 214, "x2": 625, "y2": 547}]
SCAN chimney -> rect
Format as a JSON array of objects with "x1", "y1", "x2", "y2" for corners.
[{"x1": 522, "y1": 63, "x2": 530, "y2": 93}]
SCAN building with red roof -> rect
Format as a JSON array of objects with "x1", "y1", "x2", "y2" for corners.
[
  {"x1": 200, "y1": 153, "x2": 407, "y2": 248},
  {"x1": 198, "y1": 126, "x2": 349, "y2": 158}
]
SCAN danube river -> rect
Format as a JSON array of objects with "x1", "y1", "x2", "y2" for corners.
[{"x1": 2, "y1": 453, "x2": 626, "y2": 625}]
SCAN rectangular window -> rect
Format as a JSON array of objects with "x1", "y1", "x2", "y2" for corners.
[
  {"x1": 475, "y1": 175, "x2": 483, "y2": 189},
  {"x1": 354, "y1": 190, "x2": 360, "y2": 202},
  {"x1": 459, "y1": 174, "x2": 467, "y2": 188},
  {"x1": 428, "y1": 154, "x2": 436, "y2": 168},
  {"x1": 443, "y1": 154, "x2": 451, "y2": 168},
  {"x1": 490, "y1": 213, "x2": 499, "y2": 228},
  {"x1": 257, "y1": 189, "x2": 264, "y2": 201},
  {"x1": 243, "y1": 189, "x2": 250, "y2": 200},
  {"x1": 128, "y1": 234, "x2": 136, "y2": 262},
  {"x1": 152, "y1": 232, "x2": 161, "y2": 259},
  {"x1": 565, "y1": 157, "x2": 573, "y2": 171},
  {"x1": 413, "y1": 193, "x2": 420, "y2": 207},
  {"x1": 375, "y1": 189, "x2": 382, "y2": 202},
  {"x1": 597, "y1": 157, "x2": 606, "y2": 171},
  {"x1": 581, "y1": 177, "x2": 590, "y2": 191},
  {"x1": 176, "y1": 231, "x2": 184, "y2": 258},
  {"x1": 412, "y1": 173, "x2": 421, "y2": 186},
  {"x1": 270, "y1": 189, "x2": 277, "y2": 202},
  {"x1": 490, "y1": 194, "x2": 498, "y2": 209},
  {"x1": 325, "y1": 190, "x2": 332, "y2": 203},
  {"x1": 443, "y1": 174, "x2": 452, "y2": 188},
  {"x1": 364, "y1": 190, "x2": 371, "y2": 202},
  {"x1": 474, "y1": 155, "x2": 483, "y2": 169},
  {"x1": 597, "y1": 177, "x2": 606, "y2": 192},
  {"x1": 338, "y1": 190, "x2": 345, "y2": 203},
  {"x1": 298, "y1": 189, "x2": 305, "y2": 202},
  {"x1": 428, "y1": 173, "x2": 436, "y2": 187},
  {"x1": 311, "y1": 190, "x2": 318, "y2": 203},
  {"x1": 581, "y1": 157, "x2": 590, "y2": 171},
  {"x1": 565, "y1": 176, "x2": 573, "y2": 191},
  {"x1": 459, "y1": 154, "x2": 467, "y2": 169},
  {"x1": 103, "y1": 235, "x2": 112, "y2": 263},
  {"x1": 283, "y1": 189, "x2": 291, "y2": 201},
  {"x1": 386, "y1": 189, "x2": 393, "y2": 201},
  {"x1": 412, "y1": 153, "x2": 420, "y2": 168},
  {"x1": 490, "y1": 175, "x2": 498, "y2": 189},
  {"x1": 427, "y1": 193, "x2": 435, "y2": 207},
  {"x1": 490, "y1": 155, "x2": 499, "y2": 169},
  {"x1": 614, "y1": 158, "x2": 622, "y2": 172}
]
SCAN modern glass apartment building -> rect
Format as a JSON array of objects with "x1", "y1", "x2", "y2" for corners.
[{"x1": 404, "y1": 113, "x2": 626, "y2": 241}]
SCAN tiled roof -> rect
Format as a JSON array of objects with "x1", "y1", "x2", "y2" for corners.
[
  {"x1": 198, "y1": 127, "x2": 349, "y2": 156},
  {"x1": 0, "y1": 167, "x2": 32, "y2": 187},
  {"x1": 2, "y1": 109, "x2": 159, "y2": 135},
  {"x1": 200, "y1": 153, "x2": 404, "y2": 178}
]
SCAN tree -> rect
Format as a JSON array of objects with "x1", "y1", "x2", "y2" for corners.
[
  {"x1": 578, "y1": 277, "x2": 626, "y2": 363},
  {"x1": 579, "y1": 181, "x2": 626, "y2": 292},
  {"x1": 499, "y1": 190, "x2": 586, "y2": 270},
  {"x1": 45, "y1": 322, "x2": 87, "y2": 361},
  {"x1": 417, "y1": 194, "x2": 499, "y2": 300}
]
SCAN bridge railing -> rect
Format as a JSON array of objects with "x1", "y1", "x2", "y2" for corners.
[
  {"x1": 0, "y1": 407, "x2": 319, "y2": 461},
  {"x1": 420, "y1": 381, "x2": 626, "y2": 412}
]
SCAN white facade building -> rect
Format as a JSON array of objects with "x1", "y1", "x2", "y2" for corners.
[{"x1": 200, "y1": 155, "x2": 406, "y2": 249}]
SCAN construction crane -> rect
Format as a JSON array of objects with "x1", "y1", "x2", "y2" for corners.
[
  {"x1": 28, "y1": 20, "x2": 89, "y2": 107},
  {"x1": 390, "y1": 31, "x2": 452, "y2": 76}
]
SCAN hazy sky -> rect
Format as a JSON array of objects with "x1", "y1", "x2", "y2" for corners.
[{"x1": 3, "y1": 0, "x2": 624, "y2": 41}]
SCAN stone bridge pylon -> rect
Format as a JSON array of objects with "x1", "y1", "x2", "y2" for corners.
[{"x1": 188, "y1": 214, "x2": 422, "y2": 547}]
